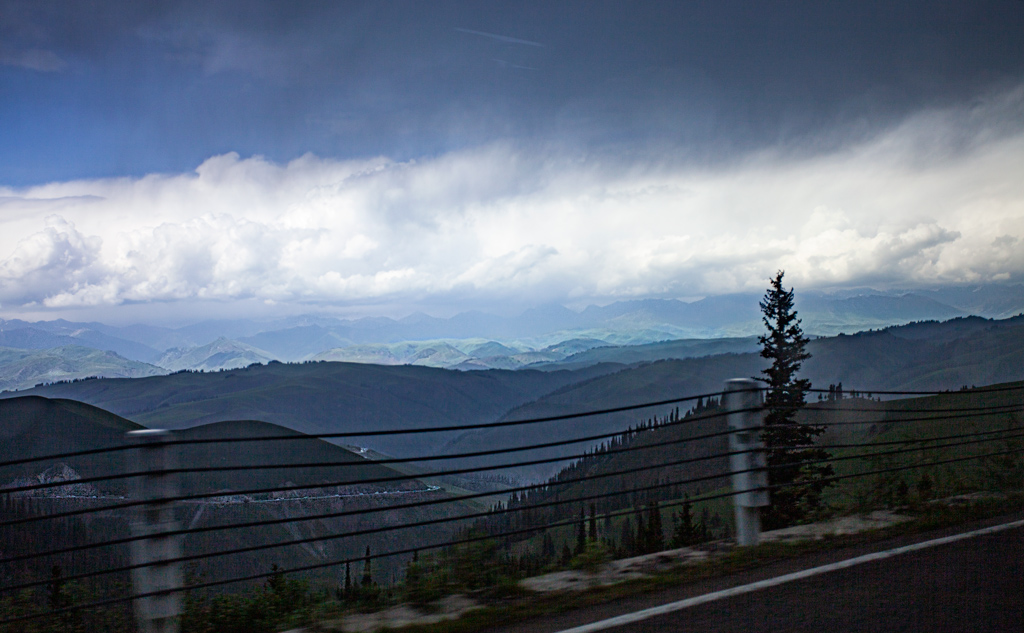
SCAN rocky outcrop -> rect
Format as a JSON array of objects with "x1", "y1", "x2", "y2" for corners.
[{"x1": 3, "y1": 462, "x2": 102, "y2": 498}]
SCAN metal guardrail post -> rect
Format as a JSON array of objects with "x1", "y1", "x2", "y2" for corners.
[
  {"x1": 724, "y1": 379, "x2": 769, "y2": 546},
  {"x1": 126, "y1": 429, "x2": 182, "y2": 633}
]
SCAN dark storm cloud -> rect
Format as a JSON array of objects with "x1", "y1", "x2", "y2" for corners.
[
  {"x1": 1, "y1": 0, "x2": 1023, "y2": 184},
  {"x1": 2, "y1": 0, "x2": 1024, "y2": 323},
  {"x1": 4, "y1": 85, "x2": 1023, "y2": 317}
]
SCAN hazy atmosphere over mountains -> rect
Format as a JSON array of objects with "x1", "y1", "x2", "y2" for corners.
[{"x1": 0, "y1": 283, "x2": 1021, "y2": 390}]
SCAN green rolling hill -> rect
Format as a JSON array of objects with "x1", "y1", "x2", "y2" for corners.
[
  {"x1": 0, "y1": 395, "x2": 146, "y2": 493},
  {"x1": 0, "y1": 345, "x2": 165, "y2": 393},
  {"x1": 0, "y1": 397, "x2": 414, "y2": 498}
]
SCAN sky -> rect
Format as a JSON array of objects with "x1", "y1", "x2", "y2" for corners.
[{"x1": 1, "y1": 0, "x2": 1023, "y2": 324}]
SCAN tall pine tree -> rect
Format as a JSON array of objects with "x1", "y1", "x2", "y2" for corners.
[
  {"x1": 758, "y1": 271, "x2": 832, "y2": 528},
  {"x1": 645, "y1": 501, "x2": 664, "y2": 553},
  {"x1": 361, "y1": 545, "x2": 373, "y2": 587},
  {"x1": 575, "y1": 506, "x2": 587, "y2": 555},
  {"x1": 671, "y1": 495, "x2": 699, "y2": 547}
]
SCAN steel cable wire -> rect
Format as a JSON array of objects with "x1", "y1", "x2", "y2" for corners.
[
  {"x1": 0, "y1": 409, "x2": 751, "y2": 525},
  {"x1": 3, "y1": 381, "x2": 1019, "y2": 470},
  {"x1": 0, "y1": 389, "x2": 738, "y2": 470},
  {"x1": 5, "y1": 398, "x2": 1021, "y2": 499},
  {"x1": 4, "y1": 426, "x2": 1022, "y2": 596},
  {"x1": 0, "y1": 405, "x2": 746, "y2": 497},
  {"x1": 4, "y1": 410, "x2": 1021, "y2": 568}
]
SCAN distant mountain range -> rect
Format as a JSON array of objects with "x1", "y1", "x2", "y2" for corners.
[
  {"x1": 0, "y1": 284, "x2": 1021, "y2": 378},
  {"x1": 7, "y1": 313, "x2": 1024, "y2": 471}
]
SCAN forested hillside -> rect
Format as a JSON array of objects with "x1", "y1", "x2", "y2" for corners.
[
  {"x1": 443, "y1": 315, "x2": 1024, "y2": 480},
  {"x1": 463, "y1": 381, "x2": 1024, "y2": 570}
]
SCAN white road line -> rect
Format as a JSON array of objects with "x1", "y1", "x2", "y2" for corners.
[{"x1": 554, "y1": 519, "x2": 1024, "y2": 633}]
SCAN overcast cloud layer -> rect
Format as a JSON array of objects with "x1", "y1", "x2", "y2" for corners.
[
  {"x1": 1, "y1": 83, "x2": 1022, "y2": 322},
  {"x1": 2, "y1": 1, "x2": 1023, "y2": 323}
]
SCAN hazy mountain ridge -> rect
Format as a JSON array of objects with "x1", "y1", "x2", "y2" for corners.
[
  {"x1": 157, "y1": 337, "x2": 277, "y2": 371},
  {"x1": 311, "y1": 338, "x2": 610, "y2": 370},
  {"x1": 527, "y1": 337, "x2": 762, "y2": 370},
  {"x1": 0, "y1": 345, "x2": 166, "y2": 392},
  {"x1": 1, "y1": 284, "x2": 1021, "y2": 374},
  {"x1": 0, "y1": 323, "x2": 164, "y2": 363}
]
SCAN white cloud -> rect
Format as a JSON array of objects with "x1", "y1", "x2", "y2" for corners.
[
  {"x1": 1, "y1": 85, "x2": 1023, "y2": 318},
  {"x1": 0, "y1": 215, "x2": 104, "y2": 305}
]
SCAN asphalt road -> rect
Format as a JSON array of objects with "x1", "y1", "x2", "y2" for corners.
[{"x1": 489, "y1": 515, "x2": 1024, "y2": 633}]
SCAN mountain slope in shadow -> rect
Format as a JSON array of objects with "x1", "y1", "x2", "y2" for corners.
[{"x1": 1, "y1": 361, "x2": 619, "y2": 457}]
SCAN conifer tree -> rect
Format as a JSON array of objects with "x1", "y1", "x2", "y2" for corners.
[
  {"x1": 542, "y1": 532, "x2": 555, "y2": 561},
  {"x1": 758, "y1": 270, "x2": 833, "y2": 528},
  {"x1": 361, "y1": 545, "x2": 373, "y2": 587},
  {"x1": 645, "y1": 501, "x2": 663, "y2": 553},
  {"x1": 671, "y1": 495, "x2": 699, "y2": 547},
  {"x1": 633, "y1": 506, "x2": 647, "y2": 554},
  {"x1": 575, "y1": 506, "x2": 587, "y2": 555},
  {"x1": 619, "y1": 517, "x2": 635, "y2": 556}
]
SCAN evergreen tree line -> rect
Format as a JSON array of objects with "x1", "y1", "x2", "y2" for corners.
[
  {"x1": 461, "y1": 397, "x2": 730, "y2": 565},
  {"x1": 490, "y1": 397, "x2": 720, "y2": 530}
]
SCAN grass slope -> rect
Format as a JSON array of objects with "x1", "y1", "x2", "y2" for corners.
[
  {"x1": 0, "y1": 395, "x2": 145, "y2": 493},
  {"x1": 0, "y1": 345, "x2": 165, "y2": 392},
  {"x1": 173, "y1": 419, "x2": 405, "y2": 497},
  {"x1": 530, "y1": 337, "x2": 760, "y2": 369},
  {"x1": 803, "y1": 314, "x2": 1024, "y2": 390}
]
